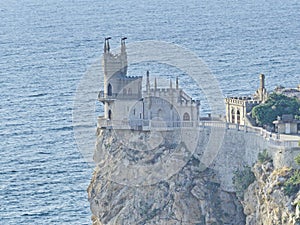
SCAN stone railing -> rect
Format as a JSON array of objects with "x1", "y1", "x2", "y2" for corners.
[
  {"x1": 98, "y1": 117, "x2": 197, "y2": 130},
  {"x1": 98, "y1": 91, "x2": 141, "y2": 101},
  {"x1": 97, "y1": 117, "x2": 300, "y2": 147}
]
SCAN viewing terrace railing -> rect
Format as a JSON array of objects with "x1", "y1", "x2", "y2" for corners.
[
  {"x1": 97, "y1": 117, "x2": 300, "y2": 147},
  {"x1": 97, "y1": 117, "x2": 196, "y2": 131},
  {"x1": 98, "y1": 91, "x2": 141, "y2": 101}
]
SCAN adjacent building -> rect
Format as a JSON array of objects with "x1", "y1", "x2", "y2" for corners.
[{"x1": 225, "y1": 74, "x2": 268, "y2": 126}]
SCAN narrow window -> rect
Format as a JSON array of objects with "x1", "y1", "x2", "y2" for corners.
[{"x1": 183, "y1": 112, "x2": 190, "y2": 121}]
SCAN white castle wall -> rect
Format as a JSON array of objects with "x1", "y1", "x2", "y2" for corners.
[{"x1": 204, "y1": 127, "x2": 300, "y2": 191}]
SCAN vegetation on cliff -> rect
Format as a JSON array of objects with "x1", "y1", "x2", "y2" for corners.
[
  {"x1": 232, "y1": 166, "x2": 255, "y2": 200},
  {"x1": 251, "y1": 93, "x2": 300, "y2": 127},
  {"x1": 240, "y1": 151, "x2": 300, "y2": 225},
  {"x1": 283, "y1": 154, "x2": 300, "y2": 196},
  {"x1": 232, "y1": 150, "x2": 271, "y2": 200}
]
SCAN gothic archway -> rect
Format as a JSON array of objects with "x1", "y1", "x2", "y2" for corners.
[
  {"x1": 231, "y1": 108, "x2": 235, "y2": 123},
  {"x1": 108, "y1": 110, "x2": 112, "y2": 120},
  {"x1": 237, "y1": 109, "x2": 241, "y2": 124},
  {"x1": 107, "y1": 83, "x2": 112, "y2": 96},
  {"x1": 157, "y1": 109, "x2": 162, "y2": 118}
]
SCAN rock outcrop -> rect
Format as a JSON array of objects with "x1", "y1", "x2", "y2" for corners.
[
  {"x1": 87, "y1": 128, "x2": 300, "y2": 225},
  {"x1": 88, "y1": 129, "x2": 245, "y2": 224},
  {"x1": 243, "y1": 160, "x2": 300, "y2": 225}
]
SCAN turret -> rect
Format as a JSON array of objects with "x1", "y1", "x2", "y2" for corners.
[
  {"x1": 120, "y1": 37, "x2": 127, "y2": 75},
  {"x1": 146, "y1": 71, "x2": 150, "y2": 93},
  {"x1": 259, "y1": 73, "x2": 265, "y2": 91},
  {"x1": 253, "y1": 73, "x2": 268, "y2": 102},
  {"x1": 103, "y1": 37, "x2": 128, "y2": 82},
  {"x1": 104, "y1": 37, "x2": 111, "y2": 53}
]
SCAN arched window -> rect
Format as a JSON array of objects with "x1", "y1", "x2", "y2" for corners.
[
  {"x1": 107, "y1": 83, "x2": 112, "y2": 96},
  {"x1": 237, "y1": 109, "x2": 241, "y2": 124},
  {"x1": 157, "y1": 109, "x2": 162, "y2": 118},
  {"x1": 231, "y1": 109, "x2": 235, "y2": 123},
  {"x1": 123, "y1": 88, "x2": 127, "y2": 95},
  {"x1": 183, "y1": 112, "x2": 190, "y2": 121},
  {"x1": 108, "y1": 110, "x2": 112, "y2": 120},
  {"x1": 128, "y1": 88, "x2": 132, "y2": 95}
]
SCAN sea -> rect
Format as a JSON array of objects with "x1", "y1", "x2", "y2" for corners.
[{"x1": 0, "y1": 0, "x2": 299, "y2": 224}]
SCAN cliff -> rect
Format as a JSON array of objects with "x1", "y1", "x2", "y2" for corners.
[
  {"x1": 243, "y1": 160, "x2": 300, "y2": 225},
  {"x1": 88, "y1": 129, "x2": 245, "y2": 224},
  {"x1": 87, "y1": 128, "x2": 300, "y2": 224}
]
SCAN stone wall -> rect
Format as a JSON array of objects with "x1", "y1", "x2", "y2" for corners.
[
  {"x1": 204, "y1": 127, "x2": 300, "y2": 191},
  {"x1": 89, "y1": 126, "x2": 300, "y2": 224}
]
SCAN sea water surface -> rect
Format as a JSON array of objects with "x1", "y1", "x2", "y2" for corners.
[{"x1": 0, "y1": 0, "x2": 299, "y2": 224}]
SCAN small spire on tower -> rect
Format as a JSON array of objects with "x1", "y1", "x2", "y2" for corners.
[
  {"x1": 170, "y1": 79, "x2": 172, "y2": 89},
  {"x1": 121, "y1": 37, "x2": 127, "y2": 52},
  {"x1": 146, "y1": 70, "x2": 150, "y2": 92},
  {"x1": 176, "y1": 77, "x2": 179, "y2": 89},
  {"x1": 104, "y1": 37, "x2": 111, "y2": 53},
  {"x1": 154, "y1": 77, "x2": 157, "y2": 90}
]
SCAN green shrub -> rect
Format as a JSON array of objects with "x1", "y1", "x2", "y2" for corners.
[
  {"x1": 295, "y1": 154, "x2": 300, "y2": 166},
  {"x1": 258, "y1": 149, "x2": 272, "y2": 164},
  {"x1": 252, "y1": 93, "x2": 300, "y2": 127},
  {"x1": 233, "y1": 166, "x2": 255, "y2": 200},
  {"x1": 283, "y1": 170, "x2": 300, "y2": 196}
]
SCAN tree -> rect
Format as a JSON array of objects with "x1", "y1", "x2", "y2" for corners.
[{"x1": 252, "y1": 93, "x2": 300, "y2": 127}]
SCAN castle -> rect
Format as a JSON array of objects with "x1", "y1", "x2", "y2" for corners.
[
  {"x1": 97, "y1": 38, "x2": 299, "y2": 135},
  {"x1": 97, "y1": 37, "x2": 200, "y2": 130}
]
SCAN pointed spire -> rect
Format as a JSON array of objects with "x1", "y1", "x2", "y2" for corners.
[
  {"x1": 121, "y1": 37, "x2": 127, "y2": 53},
  {"x1": 146, "y1": 70, "x2": 150, "y2": 92},
  {"x1": 104, "y1": 37, "x2": 111, "y2": 53},
  {"x1": 154, "y1": 77, "x2": 157, "y2": 90},
  {"x1": 170, "y1": 79, "x2": 172, "y2": 89},
  {"x1": 176, "y1": 77, "x2": 179, "y2": 89}
]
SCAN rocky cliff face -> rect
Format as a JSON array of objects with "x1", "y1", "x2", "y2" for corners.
[
  {"x1": 243, "y1": 160, "x2": 300, "y2": 225},
  {"x1": 87, "y1": 129, "x2": 245, "y2": 225},
  {"x1": 87, "y1": 129, "x2": 300, "y2": 225}
]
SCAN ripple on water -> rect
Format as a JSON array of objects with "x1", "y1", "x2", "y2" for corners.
[{"x1": 0, "y1": 0, "x2": 299, "y2": 224}]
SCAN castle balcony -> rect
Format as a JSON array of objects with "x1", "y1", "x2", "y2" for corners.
[
  {"x1": 98, "y1": 91, "x2": 116, "y2": 102},
  {"x1": 98, "y1": 91, "x2": 115, "y2": 102},
  {"x1": 98, "y1": 91, "x2": 142, "y2": 102}
]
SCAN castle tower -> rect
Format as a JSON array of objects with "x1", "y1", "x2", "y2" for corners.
[
  {"x1": 259, "y1": 73, "x2": 267, "y2": 102},
  {"x1": 99, "y1": 38, "x2": 142, "y2": 121},
  {"x1": 103, "y1": 37, "x2": 128, "y2": 96},
  {"x1": 101, "y1": 37, "x2": 129, "y2": 119},
  {"x1": 260, "y1": 73, "x2": 265, "y2": 91},
  {"x1": 253, "y1": 73, "x2": 268, "y2": 102}
]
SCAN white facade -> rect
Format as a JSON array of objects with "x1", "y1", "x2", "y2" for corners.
[
  {"x1": 98, "y1": 38, "x2": 200, "y2": 130},
  {"x1": 225, "y1": 74, "x2": 268, "y2": 126}
]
